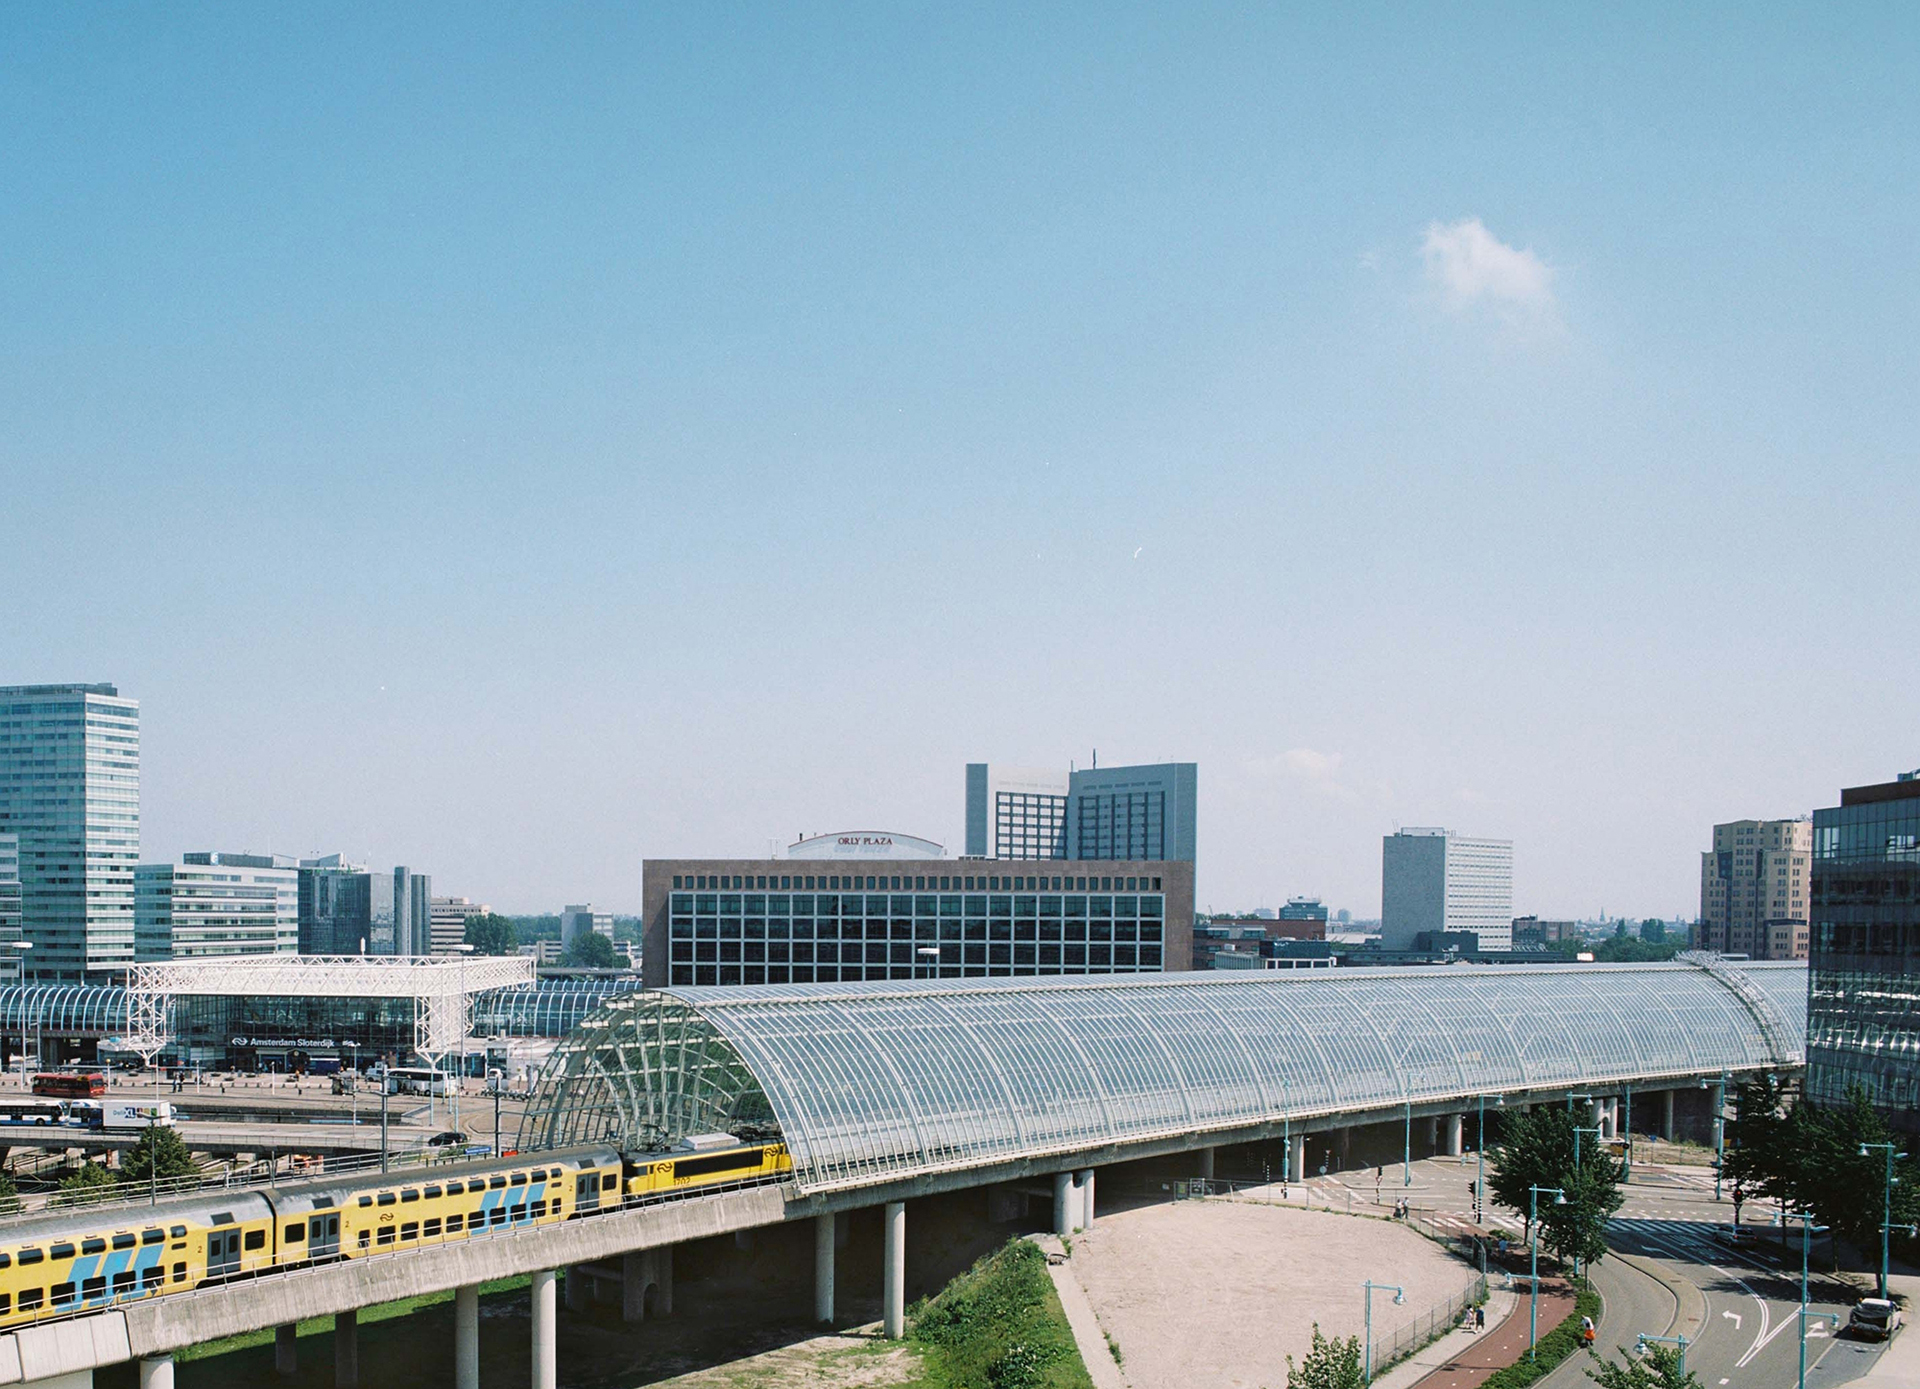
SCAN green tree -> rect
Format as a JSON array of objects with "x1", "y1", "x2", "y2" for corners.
[
  {"x1": 464, "y1": 913, "x2": 519, "y2": 956},
  {"x1": 563, "y1": 931, "x2": 620, "y2": 968},
  {"x1": 1489, "y1": 1106, "x2": 1623, "y2": 1266},
  {"x1": 1723, "y1": 1073, "x2": 1803, "y2": 1229},
  {"x1": 1798, "y1": 1088, "x2": 1920, "y2": 1262},
  {"x1": 1540, "y1": 1145, "x2": 1626, "y2": 1272},
  {"x1": 0, "y1": 1172, "x2": 21, "y2": 1215},
  {"x1": 1489, "y1": 1106, "x2": 1578, "y2": 1242},
  {"x1": 123, "y1": 1123, "x2": 198, "y2": 1187},
  {"x1": 1285, "y1": 1324, "x2": 1365, "y2": 1389},
  {"x1": 52, "y1": 1161, "x2": 117, "y2": 1207},
  {"x1": 1587, "y1": 1342, "x2": 1703, "y2": 1388}
]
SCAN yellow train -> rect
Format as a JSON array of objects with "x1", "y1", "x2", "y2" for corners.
[{"x1": 0, "y1": 1137, "x2": 789, "y2": 1330}]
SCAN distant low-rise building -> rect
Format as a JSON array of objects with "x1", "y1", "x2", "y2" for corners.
[
  {"x1": 1511, "y1": 916, "x2": 1577, "y2": 950},
  {"x1": 559, "y1": 904, "x2": 614, "y2": 952},
  {"x1": 429, "y1": 896, "x2": 491, "y2": 955},
  {"x1": 135, "y1": 852, "x2": 298, "y2": 961}
]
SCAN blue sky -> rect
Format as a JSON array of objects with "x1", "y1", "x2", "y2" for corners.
[{"x1": 3, "y1": 5, "x2": 1914, "y2": 916}]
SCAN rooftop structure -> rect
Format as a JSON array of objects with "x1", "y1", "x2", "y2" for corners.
[{"x1": 520, "y1": 958, "x2": 1805, "y2": 1195}]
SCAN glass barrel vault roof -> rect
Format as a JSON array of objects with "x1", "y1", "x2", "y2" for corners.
[{"x1": 521, "y1": 960, "x2": 1806, "y2": 1195}]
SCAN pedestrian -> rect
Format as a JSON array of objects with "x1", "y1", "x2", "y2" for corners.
[{"x1": 1474, "y1": 1306, "x2": 1485, "y2": 1332}]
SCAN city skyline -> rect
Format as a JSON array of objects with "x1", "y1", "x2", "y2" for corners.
[{"x1": 4, "y1": 9, "x2": 1913, "y2": 921}]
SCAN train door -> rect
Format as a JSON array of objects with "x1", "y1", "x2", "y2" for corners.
[
  {"x1": 308, "y1": 1210, "x2": 341, "y2": 1258},
  {"x1": 208, "y1": 1225, "x2": 242, "y2": 1280},
  {"x1": 574, "y1": 1171, "x2": 600, "y2": 1214}
]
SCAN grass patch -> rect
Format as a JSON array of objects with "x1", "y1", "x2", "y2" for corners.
[
  {"x1": 906, "y1": 1239, "x2": 1094, "y2": 1389},
  {"x1": 1477, "y1": 1285, "x2": 1602, "y2": 1389},
  {"x1": 176, "y1": 1273, "x2": 532, "y2": 1361}
]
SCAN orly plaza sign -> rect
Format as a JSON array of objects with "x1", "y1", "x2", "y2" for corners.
[{"x1": 786, "y1": 830, "x2": 945, "y2": 861}]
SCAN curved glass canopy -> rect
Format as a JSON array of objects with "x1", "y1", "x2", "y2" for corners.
[{"x1": 520, "y1": 960, "x2": 1807, "y2": 1194}]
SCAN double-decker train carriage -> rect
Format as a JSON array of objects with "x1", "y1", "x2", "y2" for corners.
[{"x1": 0, "y1": 1137, "x2": 790, "y2": 1330}]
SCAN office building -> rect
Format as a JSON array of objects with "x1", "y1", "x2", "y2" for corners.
[
  {"x1": 1278, "y1": 896, "x2": 1330, "y2": 925},
  {"x1": 641, "y1": 850, "x2": 1194, "y2": 989},
  {"x1": 1807, "y1": 770, "x2": 1920, "y2": 1135},
  {"x1": 965, "y1": 760, "x2": 1198, "y2": 862},
  {"x1": 429, "y1": 896, "x2": 491, "y2": 955},
  {"x1": 1511, "y1": 916, "x2": 1577, "y2": 950},
  {"x1": 135, "y1": 853, "x2": 298, "y2": 961},
  {"x1": 0, "y1": 684, "x2": 140, "y2": 979},
  {"x1": 1381, "y1": 829, "x2": 1513, "y2": 952},
  {"x1": 0, "y1": 834, "x2": 21, "y2": 981},
  {"x1": 559, "y1": 904, "x2": 613, "y2": 951},
  {"x1": 298, "y1": 855, "x2": 369, "y2": 954},
  {"x1": 378, "y1": 867, "x2": 432, "y2": 955},
  {"x1": 1698, "y1": 818, "x2": 1811, "y2": 960}
]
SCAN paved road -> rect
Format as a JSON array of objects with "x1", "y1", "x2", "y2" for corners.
[{"x1": 1355, "y1": 1155, "x2": 1901, "y2": 1389}]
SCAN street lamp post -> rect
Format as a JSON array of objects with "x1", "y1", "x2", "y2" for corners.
[
  {"x1": 1778, "y1": 1211, "x2": 1828, "y2": 1389},
  {"x1": 3, "y1": 943, "x2": 30, "y2": 1084},
  {"x1": 916, "y1": 946, "x2": 939, "y2": 981},
  {"x1": 1622, "y1": 1085, "x2": 1633, "y2": 1179},
  {"x1": 1528, "y1": 1185, "x2": 1567, "y2": 1360},
  {"x1": 1859, "y1": 1142, "x2": 1908, "y2": 1302},
  {"x1": 1472, "y1": 1092, "x2": 1504, "y2": 1225},
  {"x1": 1571, "y1": 1126, "x2": 1603, "y2": 1281},
  {"x1": 1702, "y1": 1069, "x2": 1730, "y2": 1200},
  {"x1": 1636, "y1": 1334, "x2": 1690, "y2": 1379},
  {"x1": 1361, "y1": 1279, "x2": 1405, "y2": 1386},
  {"x1": 1404, "y1": 1099, "x2": 1413, "y2": 1187}
]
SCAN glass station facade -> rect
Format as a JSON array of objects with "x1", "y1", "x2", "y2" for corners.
[
  {"x1": 665, "y1": 883, "x2": 1167, "y2": 988},
  {"x1": 1807, "y1": 772, "x2": 1920, "y2": 1134}
]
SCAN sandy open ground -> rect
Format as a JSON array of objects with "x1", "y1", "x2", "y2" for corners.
[{"x1": 1069, "y1": 1199, "x2": 1475, "y2": 1389}]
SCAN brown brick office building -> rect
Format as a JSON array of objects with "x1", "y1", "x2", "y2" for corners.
[{"x1": 641, "y1": 855, "x2": 1194, "y2": 989}]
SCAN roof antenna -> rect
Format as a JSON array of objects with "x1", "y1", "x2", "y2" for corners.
[{"x1": 1093, "y1": 748, "x2": 1098, "y2": 769}]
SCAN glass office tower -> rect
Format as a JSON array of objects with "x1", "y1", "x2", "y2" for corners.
[
  {"x1": 0, "y1": 684, "x2": 140, "y2": 980},
  {"x1": 1807, "y1": 770, "x2": 1920, "y2": 1135}
]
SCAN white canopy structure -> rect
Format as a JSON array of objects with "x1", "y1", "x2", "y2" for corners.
[{"x1": 125, "y1": 954, "x2": 535, "y2": 1067}]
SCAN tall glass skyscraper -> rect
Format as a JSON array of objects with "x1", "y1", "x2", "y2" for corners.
[
  {"x1": 0, "y1": 684, "x2": 140, "y2": 980},
  {"x1": 1807, "y1": 770, "x2": 1920, "y2": 1135}
]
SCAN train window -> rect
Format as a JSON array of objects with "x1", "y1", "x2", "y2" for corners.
[
  {"x1": 423, "y1": 1218, "x2": 441, "y2": 1238},
  {"x1": 509, "y1": 1173, "x2": 527, "y2": 1187},
  {"x1": 81, "y1": 1276, "x2": 105, "y2": 1297},
  {"x1": 172, "y1": 1262, "x2": 186, "y2": 1282},
  {"x1": 490, "y1": 1208, "x2": 507, "y2": 1228},
  {"x1": 601, "y1": 1173, "x2": 617, "y2": 1191},
  {"x1": 357, "y1": 1232, "x2": 369, "y2": 1249},
  {"x1": 423, "y1": 1185, "x2": 441, "y2": 1200},
  {"x1": 169, "y1": 1225, "x2": 187, "y2": 1238},
  {"x1": 51, "y1": 1283, "x2": 75, "y2": 1306},
  {"x1": 376, "y1": 1193, "x2": 396, "y2": 1207},
  {"x1": 400, "y1": 1223, "x2": 418, "y2": 1241},
  {"x1": 358, "y1": 1196, "x2": 372, "y2": 1207},
  {"x1": 285, "y1": 1225, "x2": 303, "y2": 1242},
  {"x1": 445, "y1": 1213, "x2": 463, "y2": 1232},
  {"x1": 469, "y1": 1209, "x2": 484, "y2": 1231},
  {"x1": 112, "y1": 1234, "x2": 136, "y2": 1250},
  {"x1": 111, "y1": 1270, "x2": 135, "y2": 1293},
  {"x1": 400, "y1": 1189, "x2": 419, "y2": 1203},
  {"x1": 0, "y1": 1252, "x2": 10, "y2": 1268},
  {"x1": 0, "y1": 1294, "x2": 9, "y2": 1314},
  {"x1": 376, "y1": 1228, "x2": 394, "y2": 1246},
  {"x1": 50, "y1": 1243, "x2": 74, "y2": 1260},
  {"x1": 81, "y1": 1239, "x2": 106, "y2": 1256},
  {"x1": 17, "y1": 1249, "x2": 42, "y2": 1265},
  {"x1": 444, "y1": 1180, "x2": 464, "y2": 1195},
  {"x1": 549, "y1": 1167, "x2": 563, "y2": 1180},
  {"x1": 244, "y1": 1231, "x2": 265, "y2": 1251},
  {"x1": 211, "y1": 1214, "x2": 233, "y2": 1226},
  {"x1": 530, "y1": 1200, "x2": 545, "y2": 1218},
  {"x1": 18, "y1": 1290, "x2": 41, "y2": 1312},
  {"x1": 142, "y1": 1268, "x2": 163, "y2": 1289},
  {"x1": 488, "y1": 1176, "x2": 506, "y2": 1190}
]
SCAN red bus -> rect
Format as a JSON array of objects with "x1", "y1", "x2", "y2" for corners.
[{"x1": 32, "y1": 1071, "x2": 106, "y2": 1098}]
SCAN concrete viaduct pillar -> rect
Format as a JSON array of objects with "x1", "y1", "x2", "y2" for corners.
[
  {"x1": 883, "y1": 1201, "x2": 907, "y2": 1340},
  {"x1": 622, "y1": 1246, "x2": 672, "y2": 1322},
  {"x1": 334, "y1": 1309, "x2": 358, "y2": 1389},
  {"x1": 1425, "y1": 1116, "x2": 1439, "y2": 1150},
  {"x1": 139, "y1": 1358, "x2": 174, "y2": 1389},
  {"x1": 531, "y1": 1269, "x2": 558, "y2": 1389},
  {"x1": 1197, "y1": 1146, "x2": 1215, "y2": 1181},
  {"x1": 1053, "y1": 1172, "x2": 1074, "y2": 1234},
  {"x1": 455, "y1": 1284, "x2": 480, "y2": 1389},
  {"x1": 1287, "y1": 1134, "x2": 1307, "y2": 1183},
  {"x1": 566, "y1": 1263, "x2": 591, "y2": 1313},
  {"x1": 1663, "y1": 1089, "x2": 1676, "y2": 1139},
  {"x1": 815, "y1": 1212, "x2": 836, "y2": 1324},
  {"x1": 275, "y1": 1323, "x2": 297, "y2": 1376},
  {"x1": 1445, "y1": 1114, "x2": 1464, "y2": 1157},
  {"x1": 1078, "y1": 1169, "x2": 1095, "y2": 1229}
]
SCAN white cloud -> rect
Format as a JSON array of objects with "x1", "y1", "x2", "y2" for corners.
[
  {"x1": 1246, "y1": 748, "x2": 1364, "y2": 804},
  {"x1": 1421, "y1": 217, "x2": 1554, "y2": 314}
]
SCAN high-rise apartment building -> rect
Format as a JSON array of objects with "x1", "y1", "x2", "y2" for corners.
[
  {"x1": 1807, "y1": 770, "x2": 1920, "y2": 1135},
  {"x1": 0, "y1": 684, "x2": 140, "y2": 979},
  {"x1": 135, "y1": 852, "x2": 298, "y2": 961},
  {"x1": 560, "y1": 904, "x2": 613, "y2": 951},
  {"x1": 0, "y1": 834, "x2": 21, "y2": 981},
  {"x1": 1698, "y1": 819, "x2": 1811, "y2": 959},
  {"x1": 965, "y1": 760, "x2": 1197, "y2": 862},
  {"x1": 1380, "y1": 829, "x2": 1514, "y2": 952},
  {"x1": 430, "y1": 896, "x2": 491, "y2": 955}
]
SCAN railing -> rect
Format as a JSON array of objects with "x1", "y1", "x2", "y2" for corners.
[
  {"x1": 0, "y1": 1163, "x2": 791, "y2": 1338},
  {"x1": 1369, "y1": 1273, "x2": 1489, "y2": 1373}
]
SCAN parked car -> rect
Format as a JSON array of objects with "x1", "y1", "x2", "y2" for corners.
[{"x1": 1849, "y1": 1298, "x2": 1902, "y2": 1341}]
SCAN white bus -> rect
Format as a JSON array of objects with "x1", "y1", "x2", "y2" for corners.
[{"x1": 381, "y1": 1067, "x2": 453, "y2": 1097}]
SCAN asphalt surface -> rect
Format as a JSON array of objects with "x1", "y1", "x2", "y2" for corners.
[{"x1": 1328, "y1": 1154, "x2": 1902, "y2": 1389}]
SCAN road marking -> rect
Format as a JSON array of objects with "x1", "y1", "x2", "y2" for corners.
[{"x1": 1723, "y1": 1310, "x2": 1742, "y2": 1329}]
